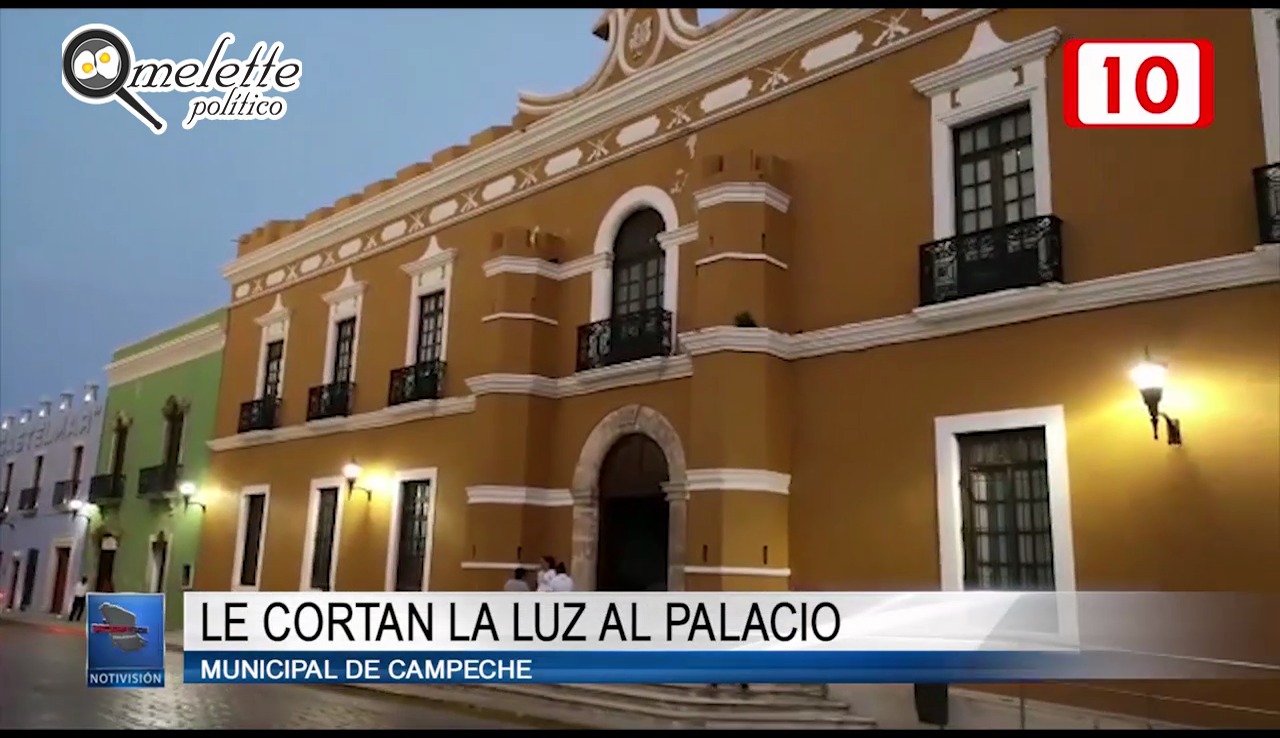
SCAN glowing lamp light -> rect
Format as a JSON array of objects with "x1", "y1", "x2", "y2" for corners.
[
  {"x1": 66, "y1": 499, "x2": 84, "y2": 512},
  {"x1": 342, "y1": 460, "x2": 373, "y2": 501},
  {"x1": 1129, "y1": 353, "x2": 1182, "y2": 446}
]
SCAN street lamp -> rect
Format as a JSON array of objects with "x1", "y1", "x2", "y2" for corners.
[
  {"x1": 66, "y1": 498, "x2": 92, "y2": 520},
  {"x1": 179, "y1": 481, "x2": 206, "y2": 512},
  {"x1": 342, "y1": 460, "x2": 373, "y2": 501},
  {"x1": 1129, "y1": 353, "x2": 1182, "y2": 446}
]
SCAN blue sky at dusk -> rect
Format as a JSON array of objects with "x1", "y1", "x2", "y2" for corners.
[{"x1": 0, "y1": 9, "x2": 726, "y2": 413}]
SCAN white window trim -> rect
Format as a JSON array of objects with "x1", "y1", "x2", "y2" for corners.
[
  {"x1": 39, "y1": 536, "x2": 76, "y2": 616},
  {"x1": 1252, "y1": 9, "x2": 1280, "y2": 164},
  {"x1": 400, "y1": 236, "x2": 457, "y2": 367},
  {"x1": 230, "y1": 484, "x2": 270, "y2": 592},
  {"x1": 299, "y1": 476, "x2": 346, "y2": 592},
  {"x1": 934, "y1": 405, "x2": 1078, "y2": 643},
  {"x1": 912, "y1": 22, "x2": 1062, "y2": 241},
  {"x1": 383, "y1": 467, "x2": 439, "y2": 592},
  {"x1": 146, "y1": 531, "x2": 173, "y2": 594},
  {"x1": 253, "y1": 294, "x2": 291, "y2": 400},
  {"x1": 321, "y1": 268, "x2": 366, "y2": 385},
  {"x1": 590, "y1": 184, "x2": 681, "y2": 323}
]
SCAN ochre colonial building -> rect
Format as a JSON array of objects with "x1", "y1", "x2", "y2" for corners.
[{"x1": 194, "y1": 9, "x2": 1280, "y2": 728}]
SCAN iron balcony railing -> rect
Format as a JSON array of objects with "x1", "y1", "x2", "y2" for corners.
[
  {"x1": 52, "y1": 479, "x2": 79, "y2": 508},
  {"x1": 138, "y1": 463, "x2": 183, "y2": 498},
  {"x1": 307, "y1": 381, "x2": 355, "y2": 422},
  {"x1": 919, "y1": 215, "x2": 1064, "y2": 306},
  {"x1": 17, "y1": 486, "x2": 39, "y2": 513},
  {"x1": 388, "y1": 360, "x2": 445, "y2": 406},
  {"x1": 1254, "y1": 162, "x2": 1279, "y2": 245},
  {"x1": 576, "y1": 307, "x2": 674, "y2": 372},
  {"x1": 88, "y1": 473, "x2": 126, "y2": 505},
  {"x1": 238, "y1": 396, "x2": 280, "y2": 433}
]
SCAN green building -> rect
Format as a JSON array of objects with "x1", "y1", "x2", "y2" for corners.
[{"x1": 83, "y1": 308, "x2": 226, "y2": 630}]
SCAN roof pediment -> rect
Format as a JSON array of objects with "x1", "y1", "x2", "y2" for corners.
[{"x1": 517, "y1": 8, "x2": 763, "y2": 121}]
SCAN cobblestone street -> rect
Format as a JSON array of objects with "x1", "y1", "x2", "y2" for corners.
[{"x1": 0, "y1": 623, "x2": 530, "y2": 729}]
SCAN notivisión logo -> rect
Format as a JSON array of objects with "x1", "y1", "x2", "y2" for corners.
[{"x1": 61, "y1": 24, "x2": 302, "y2": 135}]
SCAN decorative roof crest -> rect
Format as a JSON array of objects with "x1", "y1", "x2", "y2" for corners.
[{"x1": 516, "y1": 9, "x2": 762, "y2": 120}]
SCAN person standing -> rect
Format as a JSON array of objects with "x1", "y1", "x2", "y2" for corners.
[
  {"x1": 504, "y1": 567, "x2": 531, "y2": 592},
  {"x1": 536, "y1": 555, "x2": 556, "y2": 592},
  {"x1": 548, "y1": 562, "x2": 575, "y2": 592},
  {"x1": 67, "y1": 577, "x2": 89, "y2": 621}
]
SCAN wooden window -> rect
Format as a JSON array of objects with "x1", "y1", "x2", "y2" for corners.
[
  {"x1": 309, "y1": 487, "x2": 340, "y2": 591},
  {"x1": 393, "y1": 480, "x2": 433, "y2": 592},
  {"x1": 610, "y1": 208, "x2": 665, "y2": 318},
  {"x1": 415, "y1": 292, "x2": 446, "y2": 365},
  {"x1": 261, "y1": 340, "x2": 284, "y2": 398},
  {"x1": 332, "y1": 318, "x2": 356, "y2": 384},
  {"x1": 954, "y1": 107, "x2": 1035, "y2": 235},
  {"x1": 238, "y1": 493, "x2": 267, "y2": 587}
]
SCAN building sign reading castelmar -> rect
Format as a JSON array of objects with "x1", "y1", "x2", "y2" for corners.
[{"x1": 0, "y1": 403, "x2": 102, "y2": 457}]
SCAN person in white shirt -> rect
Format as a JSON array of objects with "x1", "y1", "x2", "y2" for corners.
[
  {"x1": 503, "y1": 567, "x2": 531, "y2": 592},
  {"x1": 536, "y1": 555, "x2": 556, "y2": 592},
  {"x1": 68, "y1": 577, "x2": 89, "y2": 621},
  {"x1": 547, "y1": 562, "x2": 574, "y2": 592}
]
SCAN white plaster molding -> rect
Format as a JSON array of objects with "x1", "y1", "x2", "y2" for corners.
[
  {"x1": 694, "y1": 252, "x2": 789, "y2": 270},
  {"x1": 222, "y1": 9, "x2": 997, "y2": 298},
  {"x1": 1253, "y1": 9, "x2": 1280, "y2": 164},
  {"x1": 207, "y1": 395, "x2": 476, "y2": 452},
  {"x1": 934, "y1": 405, "x2": 1078, "y2": 642},
  {"x1": 144, "y1": 531, "x2": 174, "y2": 595},
  {"x1": 460, "y1": 561, "x2": 545, "y2": 570},
  {"x1": 105, "y1": 323, "x2": 225, "y2": 387},
  {"x1": 400, "y1": 237, "x2": 457, "y2": 367},
  {"x1": 922, "y1": 9, "x2": 958, "y2": 21},
  {"x1": 385, "y1": 468, "x2": 439, "y2": 592},
  {"x1": 321, "y1": 268, "x2": 366, "y2": 385},
  {"x1": 230, "y1": 484, "x2": 270, "y2": 592},
  {"x1": 679, "y1": 327, "x2": 793, "y2": 360},
  {"x1": 657, "y1": 222, "x2": 699, "y2": 249},
  {"x1": 683, "y1": 565, "x2": 792, "y2": 577},
  {"x1": 482, "y1": 252, "x2": 610, "y2": 281},
  {"x1": 693, "y1": 182, "x2": 791, "y2": 213},
  {"x1": 298, "y1": 476, "x2": 345, "y2": 592},
  {"x1": 466, "y1": 354, "x2": 693, "y2": 400},
  {"x1": 684, "y1": 468, "x2": 791, "y2": 495},
  {"x1": 465, "y1": 486, "x2": 574, "y2": 507},
  {"x1": 912, "y1": 23, "x2": 1061, "y2": 242},
  {"x1": 480, "y1": 313, "x2": 558, "y2": 326},
  {"x1": 591, "y1": 184, "x2": 682, "y2": 323},
  {"x1": 253, "y1": 294, "x2": 290, "y2": 401}
]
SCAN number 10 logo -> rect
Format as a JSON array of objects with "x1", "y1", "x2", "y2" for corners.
[{"x1": 1064, "y1": 40, "x2": 1214, "y2": 128}]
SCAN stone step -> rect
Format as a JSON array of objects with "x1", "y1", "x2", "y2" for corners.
[
  {"x1": 657, "y1": 682, "x2": 830, "y2": 698},
  {"x1": 530, "y1": 682, "x2": 849, "y2": 712},
  {"x1": 470, "y1": 683, "x2": 877, "y2": 729}
]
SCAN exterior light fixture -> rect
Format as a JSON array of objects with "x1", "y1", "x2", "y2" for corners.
[
  {"x1": 1129, "y1": 352, "x2": 1182, "y2": 446},
  {"x1": 342, "y1": 460, "x2": 372, "y2": 501},
  {"x1": 84, "y1": 383, "x2": 99, "y2": 403},
  {"x1": 59, "y1": 392, "x2": 74, "y2": 411},
  {"x1": 66, "y1": 498, "x2": 91, "y2": 520},
  {"x1": 20, "y1": 409, "x2": 31, "y2": 424},
  {"x1": 38, "y1": 400, "x2": 51, "y2": 418},
  {"x1": 180, "y1": 482, "x2": 205, "y2": 512},
  {"x1": 0, "y1": 416, "x2": 9, "y2": 430}
]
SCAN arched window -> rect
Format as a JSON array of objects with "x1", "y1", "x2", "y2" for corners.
[{"x1": 610, "y1": 208, "x2": 665, "y2": 318}]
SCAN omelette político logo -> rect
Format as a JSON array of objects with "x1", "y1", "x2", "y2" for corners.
[{"x1": 61, "y1": 24, "x2": 302, "y2": 135}]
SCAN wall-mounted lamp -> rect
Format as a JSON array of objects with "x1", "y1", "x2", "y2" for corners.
[
  {"x1": 19, "y1": 409, "x2": 30, "y2": 424},
  {"x1": 1129, "y1": 354, "x2": 1183, "y2": 446},
  {"x1": 66, "y1": 498, "x2": 93, "y2": 520},
  {"x1": 179, "y1": 482, "x2": 206, "y2": 512},
  {"x1": 342, "y1": 460, "x2": 373, "y2": 501},
  {"x1": 37, "y1": 399, "x2": 51, "y2": 418},
  {"x1": 84, "y1": 383, "x2": 99, "y2": 403}
]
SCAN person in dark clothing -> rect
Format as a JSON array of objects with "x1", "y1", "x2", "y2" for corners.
[{"x1": 67, "y1": 577, "x2": 89, "y2": 621}]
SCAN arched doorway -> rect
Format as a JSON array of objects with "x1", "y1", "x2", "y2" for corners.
[{"x1": 597, "y1": 433, "x2": 670, "y2": 592}]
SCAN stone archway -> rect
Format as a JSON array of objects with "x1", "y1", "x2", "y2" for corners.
[{"x1": 571, "y1": 404, "x2": 687, "y2": 591}]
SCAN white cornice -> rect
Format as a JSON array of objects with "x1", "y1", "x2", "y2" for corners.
[
  {"x1": 683, "y1": 565, "x2": 792, "y2": 578},
  {"x1": 694, "y1": 252, "x2": 789, "y2": 270},
  {"x1": 681, "y1": 245, "x2": 1280, "y2": 361},
  {"x1": 657, "y1": 223, "x2": 699, "y2": 249},
  {"x1": 911, "y1": 23, "x2": 1062, "y2": 96},
  {"x1": 480, "y1": 313, "x2": 558, "y2": 326},
  {"x1": 482, "y1": 251, "x2": 609, "y2": 280},
  {"x1": 465, "y1": 354, "x2": 693, "y2": 400},
  {"x1": 207, "y1": 395, "x2": 475, "y2": 452},
  {"x1": 401, "y1": 236, "x2": 456, "y2": 277},
  {"x1": 465, "y1": 486, "x2": 574, "y2": 507},
  {"x1": 684, "y1": 468, "x2": 792, "y2": 495},
  {"x1": 221, "y1": 9, "x2": 894, "y2": 286},
  {"x1": 693, "y1": 182, "x2": 791, "y2": 213},
  {"x1": 105, "y1": 323, "x2": 226, "y2": 387}
]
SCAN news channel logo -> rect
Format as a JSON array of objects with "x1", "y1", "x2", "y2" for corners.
[{"x1": 86, "y1": 592, "x2": 166, "y2": 688}]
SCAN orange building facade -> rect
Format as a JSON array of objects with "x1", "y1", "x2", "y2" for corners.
[{"x1": 194, "y1": 9, "x2": 1280, "y2": 727}]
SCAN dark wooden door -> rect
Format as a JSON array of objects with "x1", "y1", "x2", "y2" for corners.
[
  {"x1": 95, "y1": 548, "x2": 116, "y2": 593},
  {"x1": 5, "y1": 558, "x2": 19, "y2": 609},
  {"x1": 20, "y1": 548, "x2": 39, "y2": 609},
  {"x1": 596, "y1": 433, "x2": 670, "y2": 592},
  {"x1": 50, "y1": 547, "x2": 71, "y2": 614}
]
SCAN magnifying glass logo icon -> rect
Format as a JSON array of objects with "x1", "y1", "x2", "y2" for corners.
[{"x1": 61, "y1": 24, "x2": 166, "y2": 135}]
